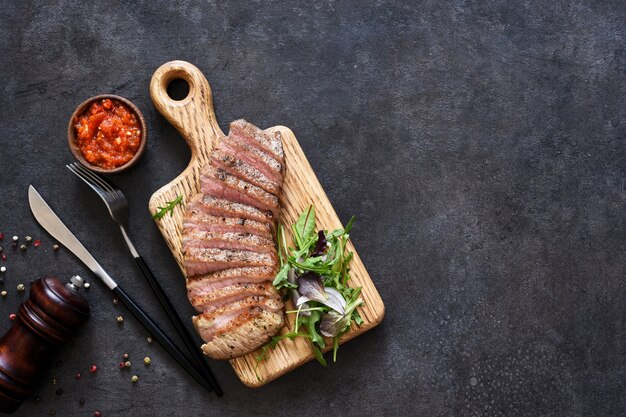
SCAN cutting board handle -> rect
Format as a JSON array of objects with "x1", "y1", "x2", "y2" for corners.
[{"x1": 150, "y1": 60, "x2": 223, "y2": 162}]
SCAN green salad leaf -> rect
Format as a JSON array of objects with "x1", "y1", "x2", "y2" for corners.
[{"x1": 257, "y1": 205, "x2": 363, "y2": 371}]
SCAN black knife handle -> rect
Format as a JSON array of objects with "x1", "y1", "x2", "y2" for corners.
[
  {"x1": 134, "y1": 255, "x2": 222, "y2": 396},
  {"x1": 111, "y1": 285, "x2": 216, "y2": 394}
]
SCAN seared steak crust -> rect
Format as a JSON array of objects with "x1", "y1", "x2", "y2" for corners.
[
  {"x1": 182, "y1": 229, "x2": 275, "y2": 254},
  {"x1": 184, "y1": 247, "x2": 277, "y2": 276},
  {"x1": 211, "y1": 149, "x2": 281, "y2": 196},
  {"x1": 183, "y1": 210, "x2": 272, "y2": 239},
  {"x1": 187, "y1": 194, "x2": 273, "y2": 225},
  {"x1": 229, "y1": 119, "x2": 285, "y2": 163},
  {"x1": 200, "y1": 165, "x2": 280, "y2": 218}
]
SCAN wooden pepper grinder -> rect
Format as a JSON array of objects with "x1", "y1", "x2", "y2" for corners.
[{"x1": 0, "y1": 275, "x2": 90, "y2": 413}]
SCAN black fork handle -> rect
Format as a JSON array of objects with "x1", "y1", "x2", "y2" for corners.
[
  {"x1": 134, "y1": 255, "x2": 223, "y2": 396},
  {"x1": 111, "y1": 284, "x2": 218, "y2": 395}
]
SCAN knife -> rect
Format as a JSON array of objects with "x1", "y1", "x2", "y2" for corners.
[{"x1": 28, "y1": 185, "x2": 220, "y2": 396}]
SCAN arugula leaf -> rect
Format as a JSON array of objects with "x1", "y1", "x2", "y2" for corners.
[
  {"x1": 293, "y1": 205, "x2": 316, "y2": 249},
  {"x1": 152, "y1": 195, "x2": 183, "y2": 220},
  {"x1": 344, "y1": 215, "x2": 356, "y2": 234},
  {"x1": 311, "y1": 343, "x2": 327, "y2": 366},
  {"x1": 306, "y1": 310, "x2": 325, "y2": 348},
  {"x1": 266, "y1": 206, "x2": 363, "y2": 367},
  {"x1": 272, "y1": 264, "x2": 296, "y2": 289}
]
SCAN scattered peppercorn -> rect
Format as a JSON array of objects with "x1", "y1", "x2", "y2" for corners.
[
  {"x1": 147, "y1": 337, "x2": 152, "y2": 343},
  {"x1": 79, "y1": 398, "x2": 85, "y2": 406},
  {"x1": 94, "y1": 411, "x2": 102, "y2": 417},
  {"x1": 9, "y1": 313, "x2": 16, "y2": 321},
  {"x1": 124, "y1": 361, "x2": 131, "y2": 368},
  {"x1": 0, "y1": 233, "x2": 4, "y2": 240},
  {"x1": 119, "y1": 361, "x2": 125, "y2": 369},
  {"x1": 131, "y1": 375, "x2": 139, "y2": 383},
  {"x1": 116, "y1": 315, "x2": 124, "y2": 324},
  {"x1": 11, "y1": 236, "x2": 17, "y2": 242},
  {"x1": 75, "y1": 373, "x2": 81, "y2": 379},
  {"x1": 16, "y1": 284, "x2": 25, "y2": 292},
  {"x1": 143, "y1": 357, "x2": 151, "y2": 365},
  {"x1": 89, "y1": 364, "x2": 98, "y2": 373},
  {"x1": 55, "y1": 388, "x2": 63, "y2": 396},
  {"x1": 1, "y1": 254, "x2": 6, "y2": 261},
  {"x1": 51, "y1": 378, "x2": 57, "y2": 385},
  {"x1": 33, "y1": 240, "x2": 41, "y2": 247},
  {"x1": 52, "y1": 244, "x2": 60, "y2": 251},
  {"x1": 1, "y1": 291, "x2": 7, "y2": 297},
  {"x1": 113, "y1": 298, "x2": 118, "y2": 304},
  {"x1": 84, "y1": 282, "x2": 90, "y2": 289},
  {"x1": 19, "y1": 244, "x2": 26, "y2": 251},
  {"x1": 0, "y1": 247, "x2": 3, "y2": 252},
  {"x1": 25, "y1": 236, "x2": 32, "y2": 243},
  {"x1": 123, "y1": 353, "x2": 129, "y2": 360},
  {"x1": 0, "y1": 267, "x2": 6, "y2": 273}
]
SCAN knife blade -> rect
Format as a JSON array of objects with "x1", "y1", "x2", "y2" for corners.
[{"x1": 28, "y1": 185, "x2": 116, "y2": 289}]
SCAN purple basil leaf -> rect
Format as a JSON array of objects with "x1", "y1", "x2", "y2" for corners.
[
  {"x1": 311, "y1": 230, "x2": 328, "y2": 257},
  {"x1": 296, "y1": 272, "x2": 327, "y2": 301},
  {"x1": 320, "y1": 311, "x2": 351, "y2": 337},
  {"x1": 324, "y1": 288, "x2": 346, "y2": 314},
  {"x1": 296, "y1": 272, "x2": 346, "y2": 313}
]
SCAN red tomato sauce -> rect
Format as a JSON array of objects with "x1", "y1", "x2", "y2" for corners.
[{"x1": 73, "y1": 98, "x2": 142, "y2": 169}]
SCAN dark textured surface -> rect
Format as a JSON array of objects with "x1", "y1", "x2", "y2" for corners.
[{"x1": 0, "y1": 1, "x2": 625, "y2": 416}]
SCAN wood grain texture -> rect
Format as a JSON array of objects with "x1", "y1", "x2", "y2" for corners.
[{"x1": 148, "y1": 61, "x2": 384, "y2": 387}]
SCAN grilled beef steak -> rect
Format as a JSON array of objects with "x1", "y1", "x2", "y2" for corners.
[{"x1": 183, "y1": 120, "x2": 286, "y2": 359}]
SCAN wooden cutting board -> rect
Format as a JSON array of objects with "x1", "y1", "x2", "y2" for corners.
[{"x1": 148, "y1": 60, "x2": 385, "y2": 387}]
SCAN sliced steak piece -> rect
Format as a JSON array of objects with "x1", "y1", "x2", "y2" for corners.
[
  {"x1": 198, "y1": 309, "x2": 285, "y2": 359},
  {"x1": 200, "y1": 165, "x2": 279, "y2": 218},
  {"x1": 192, "y1": 294, "x2": 283, "y2": 341},
  {"x1": 229, "y1": 119, "x2": 285, "y2": 163},
  {"x1": 184, "y1": 247, "x2": 277, "y2": 276},
  {"x1": 219, "y1": 136, "x2": 283, "y2": 184},
  {"x1": 186, "y1": 193, "x2": 273, "y2": 225},
  {"x1": 189, "y1": 282, "x2": 279, "y2": 313},
  {"x1": 186, "y1": 266, "x2": 276, "y2": 300},
  {"x1": 182, "y1": 229, "x2": 275, "y2": 254},
  {"x1": 211, "y1": 149, "x2": 281, "y2": 196},
  {"x1": 183, "y1": 210, "x2": 272, "y2": 239},
  {"x1": 183, "y1": 120, "x2": 286, "y2": 360}
]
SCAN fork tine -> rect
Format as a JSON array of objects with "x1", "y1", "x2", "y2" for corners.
[
  {"x1": 66, "y1": 163, "x2": 115, "y2": 203},
  {"x1": 65, "y1": 165, "x2": 109, "y2": 207},
  {"x1": 72, "y1": 162, "x2": 117, "y2": 195}
]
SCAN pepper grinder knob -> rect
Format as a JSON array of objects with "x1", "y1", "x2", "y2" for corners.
[
  {"x1": 0, "y1": 276, "x2": 90, "y2": 414},
  {"x1": 67, "y1": 275, "x2": 85, "y2": 292}
]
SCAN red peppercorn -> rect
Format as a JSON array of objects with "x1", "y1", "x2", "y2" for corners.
[
  {"x1": 94, "y1": 411, "x2": 101, "y2": 417},
  {"x1": 9, "y1": 313, "x2": 16, "y2": 321},
  {"x1": 1, "y1": 254, "x2": 5, "y2": 261},
  {"x1": 33, "y1": 240, "x2": 41, "y2": 248},
  {"x1": 0, "y1": 233, "x2": 4, "y2": 240},
  {"x1": 119, "y1": 362, "x2": 125, "y2": 369},
  {"x1": 75, "y1": 373, "x2": 81, "y2": 379},
  {"x1": 89, "y1": 364, "x2": 97, "y2": 373}
]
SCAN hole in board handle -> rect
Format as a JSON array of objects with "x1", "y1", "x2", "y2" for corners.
[{"x1": 166, "y1": 78, "x2": 190, "y2": 101}]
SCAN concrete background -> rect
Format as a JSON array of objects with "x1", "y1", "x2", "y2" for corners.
[{"x1": 0, "y1": 1, "x2": 625, "y2": 416}]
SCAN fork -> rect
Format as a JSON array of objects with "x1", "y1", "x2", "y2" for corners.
[{"x1": 66, "y1": 162, "x2": 222, "y2": 397}]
